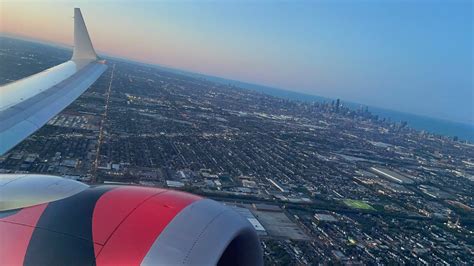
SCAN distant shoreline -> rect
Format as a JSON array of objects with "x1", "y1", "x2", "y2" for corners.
[
  {"x1": 152, "y1": 65, "x2": 473, "y2": 143},
  {"x1": 177, "y1": 71, "x2": 474, "y2": 143}
]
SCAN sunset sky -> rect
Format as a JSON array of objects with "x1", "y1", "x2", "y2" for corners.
[{"x1": 1, "y1": 0, "x2": 472, "y2": 124}]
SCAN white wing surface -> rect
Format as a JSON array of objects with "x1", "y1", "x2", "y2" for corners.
[{"x1": 0, "y1": 8, "x2": 107, "y2": 155}]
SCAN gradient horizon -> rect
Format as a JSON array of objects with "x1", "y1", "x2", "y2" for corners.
[{"x1": 1, "y1": 0, "x2": 472, "y2": 124}]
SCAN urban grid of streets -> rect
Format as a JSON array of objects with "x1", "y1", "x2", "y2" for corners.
[
  {"x1": 1, "y1": 37, "x2": 473, "y2": 264},
  {"x1": 93, "y1": 63, "x2": 115, "y2": 182}
]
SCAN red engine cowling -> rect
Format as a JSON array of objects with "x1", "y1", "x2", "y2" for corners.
[{"x1": 0, "y1": 174, "x2": 263, "y2": 265}]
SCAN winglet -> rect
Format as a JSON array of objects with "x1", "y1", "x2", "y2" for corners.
[{"x1": 72, "y1": 8, "x2": 98, "y2": 61}]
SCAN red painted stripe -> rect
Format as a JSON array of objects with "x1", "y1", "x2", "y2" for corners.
[
  {"x1": 1, "y1": 203, "x2": 48, "y2": 226},
  {"x1": 96, "y1": 190, "x2": 200, "y2": 266},
  {"x1": 94, "y1": 243, "x2": 103, "y2": 258},
  {"x1": 92, "y1": 186, "x2": 166, "y2": 256},
  {"x1": 0, "y1": 204, "x2": 48, "y2": 265}
]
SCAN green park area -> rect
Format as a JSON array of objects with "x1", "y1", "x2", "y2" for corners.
[{"x1": 343, "y1": 199, "x2": 376, "y2": 211}]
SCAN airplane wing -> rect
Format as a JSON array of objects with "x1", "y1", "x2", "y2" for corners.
[{"x1": 0, "y1": 8, "x2": 107, "y2": 155}]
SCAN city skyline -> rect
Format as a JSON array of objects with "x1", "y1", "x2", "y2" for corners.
[{"x1": 1, "y1": 0, "x2": 472, "y2": 124}]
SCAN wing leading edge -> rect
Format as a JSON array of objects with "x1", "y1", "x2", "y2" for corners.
[{"x1": 0, "y1": 8, "x2": 107, "y2": 155}]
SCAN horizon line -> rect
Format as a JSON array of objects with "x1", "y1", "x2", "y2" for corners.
[{"x1": 1, "y1": 32, "x2": 472, "y2": 127}]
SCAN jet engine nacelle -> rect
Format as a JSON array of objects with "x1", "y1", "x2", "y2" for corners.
[{"x1": 0, "y1": 174, "x2": 263, "y2": 265}]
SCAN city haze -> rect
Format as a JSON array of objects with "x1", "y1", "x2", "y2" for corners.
[{"x1": 1, "y1": 0, "x2": 472, "y2": 124}]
